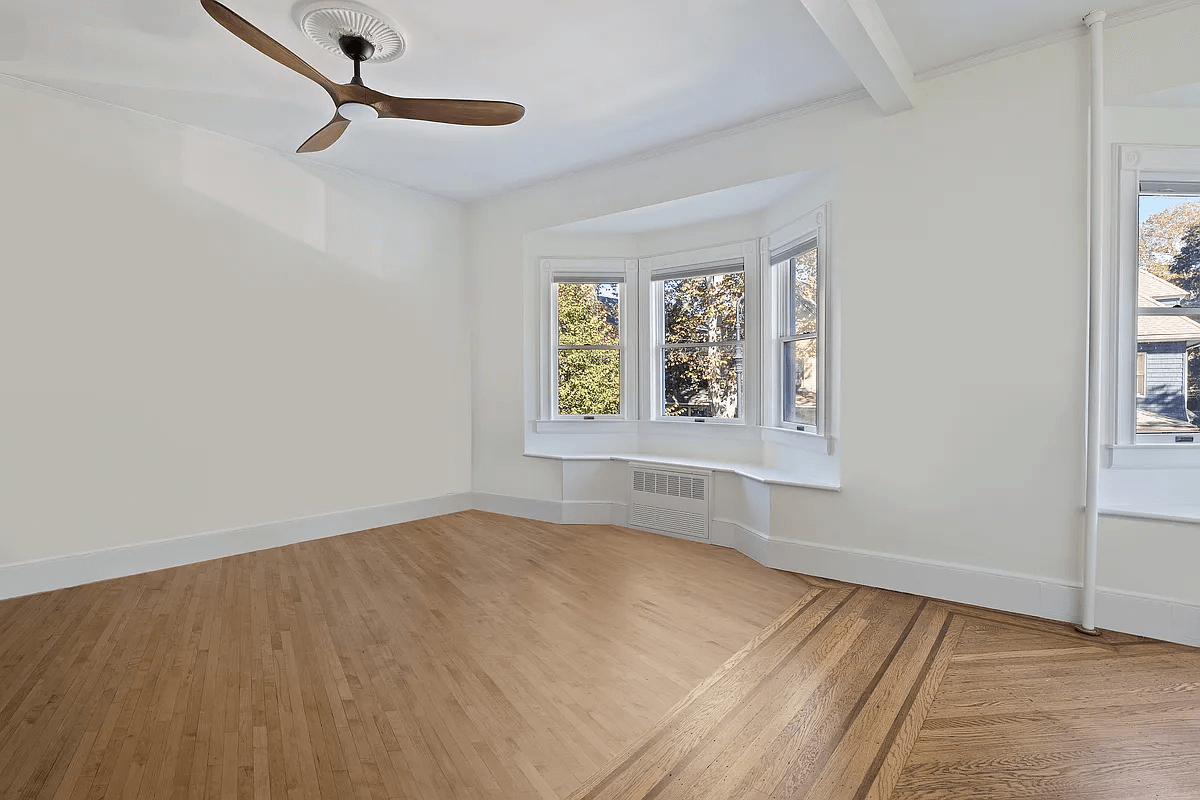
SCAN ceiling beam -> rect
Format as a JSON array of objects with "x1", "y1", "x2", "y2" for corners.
[{"x1": 799, "y1": 0, "x2": 915, "y2": 114}]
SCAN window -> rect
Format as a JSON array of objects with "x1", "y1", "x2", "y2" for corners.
[
  {"x1": 1132, "y1": 183, "x2": 1200, "y2": 437},
  {"x1": 653, "y1": 264, "x2": 746, "y2": 419},
  {"x1": 1114, "y1": 147, "x2": 1200, "y2": 451},
  {"x1": 776, "y1": 240, "x2": 819, "y2": 429},
  {"x1": 763, "y1": 205, "x2": 826, "y2": 436},
  {"x1": 555, "y1": 280, "x2": 621, "y2": 417},
  {"x1": 538, "y1": 258, "x2": 635, "y2": 422}
]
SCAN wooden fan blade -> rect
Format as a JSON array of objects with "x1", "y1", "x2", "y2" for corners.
[
  {"x1": 297, "y1": 114, "x2": 350, "y2": 153},
  {"x1": 372, "y1": 97, "x2": 525, "y2": 126},
  {"x1": 201, "y1": 0, "x2": 338, "y2": 97}
]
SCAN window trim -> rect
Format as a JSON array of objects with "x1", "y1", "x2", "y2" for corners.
[
  {"x1": 764, "y1": 205, "x2": 828, "y2": 436},
  {"x1": 1113, "y1": 145, "x2": 1200, "y2": 456},
  {"x1": 538, "y1": 258, "x2": 638, "y2": 422},
  {"x1": 639, "y1": 241, "x2": 758, "y2": 425}
]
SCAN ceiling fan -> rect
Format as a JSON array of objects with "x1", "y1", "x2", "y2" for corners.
[{"x1": 199, "y1": 0, "x2": 525, "y2": 153}]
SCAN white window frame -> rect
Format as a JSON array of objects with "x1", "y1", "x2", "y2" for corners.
[
  {"x1": 763, "y1": 206, "x2": 829, "y2": 437},
  {"x1": 538, "y1": 258, "x2": 638, "y2": 422},
  {"x1": 1113, "y1": 145, "x2": 1200, "y2": 460},
  {"x1": 639, "y1": 241, "x2": 759, "y2": 426}
]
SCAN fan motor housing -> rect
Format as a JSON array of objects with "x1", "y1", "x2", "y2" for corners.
[{"x1": 298, "y1": 2, "x2": 405, "y2": 63}]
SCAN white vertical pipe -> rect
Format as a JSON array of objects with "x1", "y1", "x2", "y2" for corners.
[{"x1": 1079, "y1": 9, "x2": 1106, "y2": 635}]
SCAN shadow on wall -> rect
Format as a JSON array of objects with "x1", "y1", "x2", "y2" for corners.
[
  {"x1": 181, "y1": 129, "x2": 330, "y2": 252},
  {"x1": 177, "y1": 127, "x2": 445, "y2": 283}
]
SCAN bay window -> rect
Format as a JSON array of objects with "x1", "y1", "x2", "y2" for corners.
[{"x1": 536, "y1": 206, "x2": 830, "y2": 450}]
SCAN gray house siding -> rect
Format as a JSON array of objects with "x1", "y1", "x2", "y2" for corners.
[{"x1": 1138, "y1": 341, "x2": 1189, "y2": 420}]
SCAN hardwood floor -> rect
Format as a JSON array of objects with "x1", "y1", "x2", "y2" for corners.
[
  {"x1": 572, "y1": 586, "x2": 1200, "y2": 800},
  {"x1": 0, "y1": 511, "x2": 808, "y2": 800},
  {"x1": 1, "y1": 511, "x2": 1198, "y2": 800}
]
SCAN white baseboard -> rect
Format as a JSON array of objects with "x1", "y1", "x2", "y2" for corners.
[
  {"x1": 469, "y1": 493, "x2": 627, "y2": 526},
  {"x1": 4, "y1": 492, "x2": 1196, "y2": 648},
  {"x1": 0, "y1": 493, "x2": 473, "y2": 601},
  {"x1": 709, "y1": 518, "x2": 1200, "y2": 648},
  {"x1": 469, "y1": 492, "x2": 566, "y2": 523}
]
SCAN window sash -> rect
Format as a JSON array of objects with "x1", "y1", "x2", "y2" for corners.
[
  {"x1": 660, "y1": 339, "x2": 743, "y2": 350},
  {"x1": 551, "y1": 278, "x2": 625, "y2": 419},
  {"x1": 652, "y1": 266, "x2": 747, "y2": 421},
  {"x1": 772, "y1": 237, "x2": 821, "y2": 433},
  {"x1": 657, "y1": 342, "x2": 745, "y2": 419},
  {"x1": 649, "y1": 259, "x2": 744, "y2": 282}
]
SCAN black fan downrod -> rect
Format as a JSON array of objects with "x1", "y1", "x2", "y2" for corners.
[{"x1": 337, "y1": 34, "x2": 375, "y2": 85}]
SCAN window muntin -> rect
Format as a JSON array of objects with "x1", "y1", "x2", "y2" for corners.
[
  {"x1": 1134, "y1": 189, "x2": 1200, "y2": 437},
  {"x1": 775, "y1": 239, "x2": 820, "y2": 430},
  {"x1": 656, "y1": 269, "x2": 745, "y2": 419},
  {"x1": 554, "y1": 281, "x2": 622, "y2": 417}
]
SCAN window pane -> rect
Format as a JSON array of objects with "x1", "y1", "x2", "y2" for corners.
[
  {"x1": 1135, "y1": 326, "x2": 1200, "y2": 434},
  {"x1": 662, "y1": 344, "x2": 742, "y2": 418},
  {"x1": 558, "y1": 283, "x2": 619, "y2": 346},
  {"x1": 1138, "y1": 194, "x2": 1200, "y2": 308},
  {"x1": 663, "y1": 271, "x2": 745, "y2": 344},
  {"x1": 789, "y1": 249, "x2": 818, "y2": 336},
  {"x1": 558, "y1": 349, "x2": 620, "y2": 416},
  {"x1": 1136, "y1": 195, "x2": 1200, "y2": 434},
  {"x1": 784, "y1": 339, "x2": 818, "y2": 426}
]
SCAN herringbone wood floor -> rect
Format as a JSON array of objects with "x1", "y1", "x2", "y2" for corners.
[{"x1": 1, "y1": 511, "x2": 1198, "y2": 799}]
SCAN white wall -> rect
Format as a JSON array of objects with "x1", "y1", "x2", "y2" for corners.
[
  {"x1": 466, "y1": 5, "x2": 1200, "y2": 640},
  {"x1": 0, "y1": 80, "x2": 472, "y2": 570},
  {"x1": 2, "y1": 4, "x2": 1196, "y2": 642}
]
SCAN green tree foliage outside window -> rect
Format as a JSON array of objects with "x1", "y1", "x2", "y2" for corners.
[{"x1": 557, "y1": 283, "x2": 620, "y2": 415}]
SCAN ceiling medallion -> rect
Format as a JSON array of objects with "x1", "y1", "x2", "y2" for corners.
[{"x1": 298, "y1": 1, "x2": 405, "y2": 63}]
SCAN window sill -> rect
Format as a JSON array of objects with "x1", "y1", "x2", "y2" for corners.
[
  {"x1": 534, "y1": 419, "x2": 636, "y2": 435},
  {"x1": 523, "y1": 450, "x2": 840, "y2": 491},
  {"x1": 1108, "y1": 444, "x2": 1200, "y2": 469},
  {"x1": 532, "y1": 418, "x2": 836, "y2": 454},
  {"x1": 1101, "y1": 504, "x2": 1200, "y2": 526}
]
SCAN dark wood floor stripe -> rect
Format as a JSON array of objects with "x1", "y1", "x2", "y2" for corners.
[
  {"x1": 574, "y1": 587, "x2": 858, "y2": 800},
  {"x1": 851, "y1": 612, "x2": 954, "y2": 800},
  {"x1": 763, "y1": 598, "x2": 930, "y2": 800},
  {"x1": 634, "y1": 590, "x2": 869, "y2": 800}
]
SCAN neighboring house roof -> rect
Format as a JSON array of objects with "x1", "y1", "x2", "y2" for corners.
[
  {"x1": 1140, "y1": 269, "x2": 1190, "y2": 304},
  {"x1": 1137, "y1": 270, "x2": 1200, "y2": 343}
]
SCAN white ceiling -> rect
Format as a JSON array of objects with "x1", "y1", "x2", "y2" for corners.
[{"x1": 0, "y1": 0, "x2": 1186, "y2": 200}]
